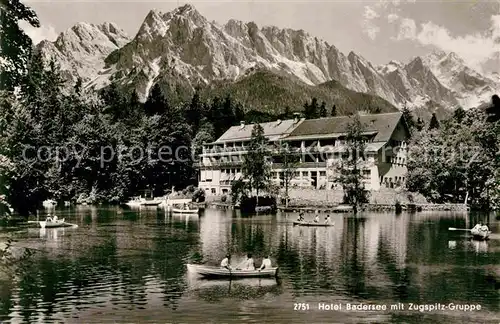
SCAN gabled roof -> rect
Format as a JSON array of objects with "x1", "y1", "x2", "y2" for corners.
[
  {"x1": 214, "y1": 118, "x2": 305, "y2": 143},
  {"x1": 285, "y1": 112, "x2": 403, "y2": 142}
]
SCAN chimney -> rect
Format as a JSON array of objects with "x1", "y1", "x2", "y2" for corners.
[
  {"x1": 293, "y1": 112, "x2": 300, "y2": 123},
  {"x1": 240, "y1": 121, "x2": 245, "y2": 129}
]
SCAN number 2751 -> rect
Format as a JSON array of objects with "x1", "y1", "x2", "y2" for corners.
[{"x1": 294, "y1": 303, "x2": 309, "y2": 310}]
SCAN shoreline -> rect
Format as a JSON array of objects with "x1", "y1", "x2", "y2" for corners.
[{"x1": 205, "y1": 201, "x2": 472, "y2": 212}]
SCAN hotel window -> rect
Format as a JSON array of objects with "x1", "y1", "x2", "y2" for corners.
[
  {"x1": 294, "y1": 171, "x2": 300, "y2": 177},
  {"x1": 236, "y1": 168, "x2": 241, "y2": 173},
  {"x1": 302, "y1": 171, "x2": 308, "y2": 177},
  {"x1": 211, "y1": 188, "x2": 216, "y2": 194},
  {"x1": 363, "y1": 170, "x2": 371, "y2": 177},
  {"x1": 319, "y1": 171, "x2": 326, "y2": 176}
]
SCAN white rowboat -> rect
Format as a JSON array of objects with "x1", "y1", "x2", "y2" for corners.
[
  {"x1": 470, "y1": 228, "x2": 491, "y2": 240},
  {"x1": 38, "y1": 218, "x2": 78, "y2": 229},
  {"x1": 187, "y1": 264, "x2": 278, "y2": 278},
  {"x1": 172, "y1": 208, "x2": 199, "y2": 214},
  {"x1": 293, "y1": 221, "x2": 334, "y2": 227}
]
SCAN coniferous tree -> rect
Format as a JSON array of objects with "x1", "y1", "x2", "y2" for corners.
[
  {"x1": 184, "y1": 90, "x2": 203, "y2": 133},
  {"x1": 486, "y1": 94, "x2": 500, "y2": 123},
  {"x1": 331, "y1": 104, "x2": 337, "y2": 117},
  {"x1": 144, "y1": 83, "x2": 169, "y2": 116},
  {"x1": 74, "y1": 77, "x2": 83, "y2": 95},
  {"x1": 429, "y1": 113, "x2": 440, "y2": 130},
  {"x1": 453, "y1": 106, "x2": 466, "y2": 123},
  {"x1": 303, "y1": 97, "x2": 319, "y2": 119},
  {"x1": 233, "y1": 102, "x2": 245, "y2": 124},
  {"x1": 283, "y1": 106, "x2": 291, "y2": 119},
  {"x1": 415, "y1": 117, "x2": 424, "y2": 131},
  {"x1": 222, "y1": 95, "x2": 234, "y2": 123},
  {"x1": 401, "y1": 105, "x2": 416, "y2": 136},
  {"x1": 319, "y1": 101, "x2": 327, "y2": 117}
]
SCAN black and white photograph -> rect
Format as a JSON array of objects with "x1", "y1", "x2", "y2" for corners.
[{"x1": 0, "y1": 0, "x2": 499, "y2": 323}]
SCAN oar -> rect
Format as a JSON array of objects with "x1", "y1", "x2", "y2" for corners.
[{"x1": 448, "y1": 227, "x2": 471, "y2": 231}]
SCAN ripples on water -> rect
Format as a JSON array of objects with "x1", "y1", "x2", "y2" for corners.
[{"x1": 0, "y1": 207, "x2": 498, "y2": 323}]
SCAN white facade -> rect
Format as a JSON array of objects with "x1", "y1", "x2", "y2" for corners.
[{"x1": 198, "y1": 113, "x2": 410, "y2": 196}]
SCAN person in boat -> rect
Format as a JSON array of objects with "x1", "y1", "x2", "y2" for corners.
[
  {"x1": 325, "y1": 215, "x2": 330, "y2": 224},
  {"x1": 220, "y1": 254, "x2": 231, "y2": 270},
  {"x1": 46, "y1": 215, "x2": 53, "y2": 222},
  {"x1": 52, "y1": 215, "x2": 58, "y2": 222},
  {"x1": 314, "y1": 215, "x2": 319, "y2": 223},
  {"x1": 472, "y1": 223, "x2": 482, "y2": 232},
  {"x1": 237, "y1": 253, "x2": 255, "y2": 270},
  {"x1": 259, "y1": 255, "x2": 272, "y2": 271},
  {"x1": 480, "y1": 223, "x2": 489, "y2": 232}
]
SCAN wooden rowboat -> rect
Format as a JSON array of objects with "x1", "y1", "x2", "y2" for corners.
[
  {"x1": 38, "y1": 218, "x2": 77, "y2": 229},
  {"x1": 172, "y1": 208, "x2": 199, "y2": 214},
  {"x1": 293, "y1": 221, "x2": 334, "y2": 227},
  {"x1": 187, "y1": 264, "x2": 278, "y2": 278},
  {"x1": 470, "y1": 228, "x2": 491, "y2": 240}
]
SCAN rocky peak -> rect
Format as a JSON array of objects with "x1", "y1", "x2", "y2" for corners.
[
  {"x1": 37, "y1": 21, "x2": 130, "y2": 84},
  {"x1": 165, "y1": 3, "x2": 207, "y2": 27},
  {"x1": 52, "y1": 22, "x2": 129, "y2": 52},
  {"x1": 224, "y1": 19, "x2": 248, "y2": 38}
]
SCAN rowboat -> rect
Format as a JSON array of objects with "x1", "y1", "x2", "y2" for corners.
[
  {"x1": 470, "y1": 228, "x2": 491, "y2": 240},
  {"x1": 125, "y1": 196, "x2": 162, "y2": 207},
  {"x1": 172, "y1": 207, "x2": 199, "y2": 214},
  {"x1": 38, "y1": 218, "x2": 78, "y2": 229},
  {"x1": 187, "y1": 264, "x2": 278, "y2": 278},
  {"x1": 42, "y1": 199, "x2": 57, "y2": 208},
  {"x1": 255, "y1": 206, "x2": 274, "y2": 213},
  {"x1": 293, "y1": 221, "x2": 334, "y2": 227},
  {"x1": 449, "y1": 227, "x2": 491, "y2": 240}
]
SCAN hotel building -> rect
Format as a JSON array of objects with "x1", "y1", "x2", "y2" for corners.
[{"x1": 197, "y1": 112, "x2": 410, "y2": 196}]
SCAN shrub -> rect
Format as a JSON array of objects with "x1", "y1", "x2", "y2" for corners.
[{"x1": 192, "y1": 188, "x2": 205, "y2": 202}]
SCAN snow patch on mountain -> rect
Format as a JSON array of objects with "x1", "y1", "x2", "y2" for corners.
[
  {"x1": 39, "y1": 4, "x2": 498, "y2": 111},
  {"x1": 420, "y1": 50, "x2": 499, "y2": 108},
  {"x1": 37, "y1": 22, "x2": 131, "y2": 84}
]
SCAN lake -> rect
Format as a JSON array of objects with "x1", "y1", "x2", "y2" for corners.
[{"x1": 0, "y1": 207, "x2": 499, "y2": 323}]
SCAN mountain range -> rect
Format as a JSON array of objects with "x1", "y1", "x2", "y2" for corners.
[{"x1": 36, "y1": 4, "x2": 499, "y2": 116}]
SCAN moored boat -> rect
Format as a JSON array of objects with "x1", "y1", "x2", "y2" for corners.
[
  {"x1": 42, "y1": 199, "x2": 57, "y2": 208},
  {"x1": 38, "y1": 218, "x2": 78, "y2": 229},
  {"x1": 125, "y1": 196, "x2": 162, "y2": 207},
  {"x1": 172, "y1": 207, "x2": 199, "y2": 214},
  {"x1": 332, "y1": 205, "x2": 353, "y2": 212},
  {"x1": 187, "y1": 264, "x2": 278, "y2": 278},
  {"x1": 293, "y1": 221, "x2": 334, "y2": 227}
]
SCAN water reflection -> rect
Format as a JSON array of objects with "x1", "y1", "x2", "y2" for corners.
[{"x1": 0, "y1": 208, "x2": 498, "y2": 323}]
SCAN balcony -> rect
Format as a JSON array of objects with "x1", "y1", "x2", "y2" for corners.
[
  {"x1": 195, "y1": 160, "x2": 244, "y2": 170},
  {"x1": 271, "y1": 162, "x2": 327, "y2": 169}
]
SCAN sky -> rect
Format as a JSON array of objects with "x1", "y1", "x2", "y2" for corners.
[{"x1": 21, "y1": 0, "x2": 500, "y2": 72}]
